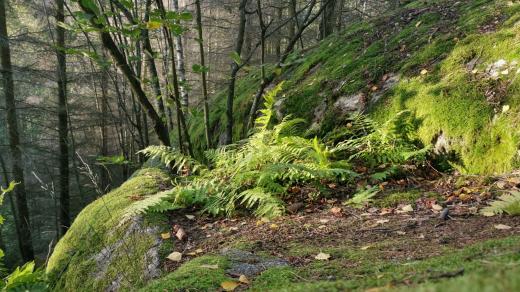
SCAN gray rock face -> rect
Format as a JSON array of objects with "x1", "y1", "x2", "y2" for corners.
[
  {"x1": 221, "y1": 248, "x2": 289, "y2": 278},
  {"x1": 371, "y1": 73, "x2": 400, "y2": 104},
  {"x1": 89, "y1": 216, "x2": 162, "y2": 292},
  {"x1": 333, "y1": 93, "x2": 364, "y2": 113}
]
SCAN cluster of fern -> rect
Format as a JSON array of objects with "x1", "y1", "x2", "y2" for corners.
[{"x1": 123, "y1": 85, "x2": 430, "y2": 220}]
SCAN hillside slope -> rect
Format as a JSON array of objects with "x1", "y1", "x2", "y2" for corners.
[{"x1": 189, "y1": 0, "x2": 520, "y2": 174}]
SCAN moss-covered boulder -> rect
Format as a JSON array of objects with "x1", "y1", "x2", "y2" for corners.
[{"x1": 46, "y1": 168, "x2": 171, "y2": 291}]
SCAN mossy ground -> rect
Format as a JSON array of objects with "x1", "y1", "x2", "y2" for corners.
[
  {"x1": 46, "y1": 168, "x2": 171, "y2": 291},
  {"x1": 187, "y1": 0, "x2": 520, "y2": 175}
]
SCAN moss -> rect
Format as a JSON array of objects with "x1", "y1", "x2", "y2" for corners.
[
  {"x1": 272, "y1": 236, "x2": 520, "y2": 291},
  {"x1": 251, "y1": 267, "x2": 296, "y2": 291},
  {"x1": 46, "y1": 168, "x2": 171, "y2": 291},
  {"x1": 375, "y1": 189, "x2": 441, "y2": 208},
  {"x1": 141, "y1": 255, "x2": 231, "y2": 291}
]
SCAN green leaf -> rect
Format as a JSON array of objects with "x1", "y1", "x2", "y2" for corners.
[
  {"x1": 146, "y1": 21, "x2": 162, "y2": 30},
  {"x1": 179, "y1": 12, "x2": 193, "y2": 21},
  {"x1": 80, "y1": 0, "x2": 100, "y2": 15},
  {"x1": 192, "y1": 64, "x2": 209, "y2": 73},
  {"x1": 230, "y1": 51, "x2": 242, "y2": 65}
]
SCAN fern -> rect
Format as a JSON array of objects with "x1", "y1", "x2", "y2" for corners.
[
  {"x1": 344, "y1": 186, "x2": 380, "y2": 208},
  {"x1": 139, "y1": 146, "x2": 206, "y2": 175},
  {"x1": 481, "y1": 191, "x2": 520, "y2": 216}
]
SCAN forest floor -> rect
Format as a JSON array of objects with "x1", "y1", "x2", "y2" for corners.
[{"x1": 146, "y1": 171, "x2": 520, "y2": 291}]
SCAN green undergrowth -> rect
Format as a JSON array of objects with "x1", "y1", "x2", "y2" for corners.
[
  {"x1": 188, "y1": 0, "x2": 520, "y2": 174},
  {"x1": 250, "y1": 236, "x2": 520, "y2": 291},
  {"x1": 46, "y1": 168, "x2": 171, "y2": 291},
  {"x1": 140, "y1": 255, "x2": 231, "y2": 291}
]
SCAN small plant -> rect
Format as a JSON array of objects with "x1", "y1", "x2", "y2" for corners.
[
  {"x1": 344, "y1": 186, "x2": 380, "y2": 208},
  {"x1": 0, "y1": 182, "x2": 48, "y2": 291},
  {"x1": 481, "y1": 191, "x2": 520, "y2": 216}
]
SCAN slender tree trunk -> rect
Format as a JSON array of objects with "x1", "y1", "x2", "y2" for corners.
[
  {"x1": 172, "y1": 0, "x2": 189, "y2": 109},
  {"x1": 194, "y1": 0, "x2": 211, "y2": 148},
  {"x1": 55, "y1": 0, "x2": 70, "y2": 237},
  {"x1": 319, "y1": 0, "x2": 337, "y2": 40},
  {"x1": 77, "y1": 1, "x2": 170, "y2": 146},
  {"x1": 155, "y1": 0, "x2": 193, "y2": 156},
  {"x1": 143, "y1": 0, "x2": 168, "y2": 126},
  {"x1": 225, "y1": 0, "x2": 248, "y2": 145},
  {"x1": 0, "y1": 0, "x2": 35, "y2": 261},
  {"x1": 274, "y1": 5, "x2": 283, "y2": 59}
]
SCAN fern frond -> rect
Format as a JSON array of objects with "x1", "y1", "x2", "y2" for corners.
[{"x1": 481, "y1": 191, "x2": 520, "y2": 216}]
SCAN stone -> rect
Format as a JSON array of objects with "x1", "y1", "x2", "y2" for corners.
[{"x1": 221, "y1": 248, "x2": 289, "y2": 278}]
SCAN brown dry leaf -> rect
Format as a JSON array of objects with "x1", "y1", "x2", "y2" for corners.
[
  {"x1": 128, "y1": 195, "x2": 144, "y2": 201},
  {"x1": 200, "y1": 264, "x2": 219, "y2": 269},
  {"x1": 361, "y1": 245, "x2": 372, "y2": 250},
  {"x1": 496, "y1": 181, "x2": 507, "y2": 189},
  {"x1": 376, "y1": 219, "x2": 389, "y2": 224},
  {"x1": 166, "y1": 252, "x2": 182, "y2": 262},
  {"x1": 185, "y1": 214, "x2": 195, "y2": 220},
  {"x1": 315, "y1": 252, "x2": 331, "y2": 260},
  {"x1": 330, "y1": 207, "x2": 343, "y2": 216},
  {"x1": 239, "y1": 275, "x2": 250, "y2": 284},
  {"x1": 176, "y1": 227, "x2": 187, "y2": 241},
  {"x1": 371, "y1": 85, "x2": 379, "y2": 91},
  {"x1": 221, "y1": 281, "x2": 239, "y2": 291},
  {"x1": 161, "y1": 232, "x2": 171, "y2": 240},
  {"x1": 270, "y1": 223, "x2": 279, "y2": 229},
  {"x1": 494, "y1": 224, "x2": 512, "y2": 230}
]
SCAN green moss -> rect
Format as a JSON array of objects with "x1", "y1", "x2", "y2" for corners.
[
  {"x1": 376, "y1": 190, "x2": 422, "y2": 207},
  {"x1": 141, "y1": 255, "x2": 231, "y2": 291},
  {"x1": 272, "y1": 236, "x2": 520, "y2": 291},
  {"x1": 46, "y1": 168, "x2": 171, "y2": 291},
  {"x1": 251, "y1": 267, "x2": 296, "y2": 291}
]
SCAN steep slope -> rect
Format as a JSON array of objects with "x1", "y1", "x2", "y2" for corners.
[{"x1": 189, "y1": 0, "x2": 520, "y2": 174}]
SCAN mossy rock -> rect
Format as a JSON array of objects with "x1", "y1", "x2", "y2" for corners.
[{"x1": 46, "y1": 168, "x2": 171, "y2": 291}]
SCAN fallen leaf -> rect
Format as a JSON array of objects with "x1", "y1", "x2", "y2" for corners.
[
  {"x1": 415, "y1": 21, "x2": 422, "y2": 27},
  {"x1": 319, "y1": 219, "x2": 330, "y2": 224},
  {"x1": 494, "y1": 224, "x2": 512, "y2": 230},
  {"x1": 200, "y1": 264, "x2": 219, "y2": 269},
  {"x1": 401, "y1": 204, "x2": 414, "y2": 212},
  {"x1": 361, "y1": 245, "x2": 372, "y2": 250},
  {"x1": 161, "y1": 232, "x2": 171, "y2": 239},
  {"x1": 376, "y1": 219, "x2": 389, "y2": 224},
  {"x1": 420, "y1": 69, "x2": 428, "y2": 75},
  {"x1": 270, "y1": 223, "x2": 279, "y2": 229},
  {"x1": 396, "y1": 231, "x2": 406, "y2": 235},
  {"x1": 221, "y1": 281, "x2": 239, "y2": 291},
  {"x1": 496, "y1": 181, "x2": 507, "y2": 189},
  {"x1": 314, "y1": 252, "x2": 331, "y2": 260},
  {"x1": 176, "y1": 227, "x2": 187, "y2": 241},
  {"x1": 330, "y1": 207, "x2": 343, "y2": 216},
  {"x1": 167, "y1": 251, "x2": 182, "y2": 262},
  {"x1": 432, "y1": 204, "x2": 443, "y2": 211},
  {"x1": 239, "y1": 275, "x2": 250, "y2": 284},
  {"x1": 185, "y1": 214, "x2": 195, "y2": 220}
]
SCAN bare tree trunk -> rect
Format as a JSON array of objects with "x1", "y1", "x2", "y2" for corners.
[
  {"x1": 319, "y1": 0, "x2": 337, "y2": 40},
  {"x1": 155, "y1": 0, "x2": 193, "y2": 156},
  {"x1": 172, "y1": 0, "x2": 189, "y2": 109},
  {"x1": 195, "y1": 0, "x2": 212, "y2": 148},
  {"x1": 55, "y1": 0, "x2": 70, "y2": 237},
  {"x1": 225, "y1": 0, "x2": 249, "y2": 145},
  {"x1": 77, "y1": 1, "x2": 170, "y2": 146},
  {"x1": 0, "y1": 0, "x2": 35, "y2": 261}
]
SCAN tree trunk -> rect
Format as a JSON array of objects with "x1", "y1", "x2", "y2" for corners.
[
  {"x1": 172, "y1": 0, "x2": 189, "y2": 109},
  {"x1": 225, "y1": 0, "x2": 248, "y2": 145},
  {"x1": 77, "y1": 1, "x2": 170, "y2": 146},
  {"x1": 0, "y1": 0, "x2": 35, "y2": 261},
  {"x1": 155, "y1": 0, "x2": 193, "y2": 156},
  {"x1": 55, "y1": 0, "x2": 70, "y2": 237},
  {"x1": 319, "y1": 0, "x2": 337, "y2": 40},
  {"x1": 195, "y1": 0, "x2": 212, "y2": 149}
]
